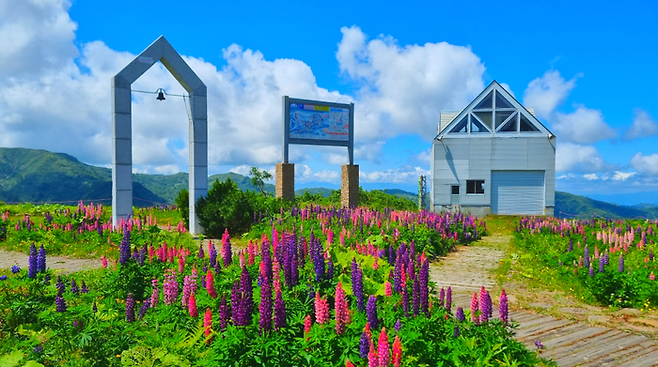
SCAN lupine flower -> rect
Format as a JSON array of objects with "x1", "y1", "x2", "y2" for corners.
[
  {"x1": 28, "y1": 243, "x2": 37, "y2": 278},
  {"x1": 334, "y1": 282, "x2": 349, "y2": 335},
  {"x1": 239, "y1": 266, "x2": 253, "y2": 325},
  {"x1": 439, "y1": 288, "x2": 445, "y2": 307},
  {"x1": 178, "y1": 255, "x2": 185, "y2": 273},
  {"x1": 419, "y1": 260, "x2": 429, "y2": 314},
  {"x1": 163, "y1": 269, "x2": 178, "y2": 305},
  {"x1": 222, "y1": 229, "x2": 232, "y2": 267},
  {"x1": 604, "y1": 252, "x2": 609, "y2": 265},
  {"x1": 231, "y1": 280, "x2": 241, "y2": 325},
  {"x1": 119, "y1": 229, "x2": 131, "y2": 265},
  {"x1": 446, "y1": 286, "x2": 452, "y2": 313},
  {"x1": 618, "y1": 254, "x2": 624, "y2": 273},
  {"x1": 402, "y1": 283, "x2": 410, "y2": 317},
  {"x1": 351, "y1": 259, "x2": 365, "y2": 312},
  {"x1": 534, "y1": 340, "x2": 544, "y2": 349},
  {"x1": 584, "y1": 245, "x2": 590, "y2": 269},
  {"x1": 0, "y1": 275, "x2": 6, "y2": 281},
  {"x1": 394, "y1": 258, "x2": 402, "y2": 293},
  {"x1": 80, "y1": 280, "x2": 89, "y2": 293},
  {"x1": 346, "y1": 359, "x2": 355, "y2": 367},
  {"x1": 366, "y1": 295, "x2": 379, "y2": 329},
  {"x1": 189, "y1": 293, "x2": 198, "y2": 317},
  {"x1": 55, "y1": 296, "x2": 66, "y2": 312},
  {"x1": 138, "y1": 299, "x2": 150, "y2": 320},
  {"x1": 197, "y1": 243, "x2": 205, "y2": 259},
  {"x1": 274, "y1": 287, "x2": 287, "y2": 330},
  {"x1": 314, "y1": 291, "x2": 329, "y2": 324},
  {"x1": 499, "y1": 289, "x2": 509, "y2": 324},
  {"x1": 204, "y1": 308, "x2": 213, "y2": 342},
  {"x1": 56, "y1": 276, "x2": 65, "y2": 296},
  {"x1": 650, "y1": 272, "x2": 655, "y2": 281},
  {"x1": 126, "y1": 293, "x2": 135, "y2": 322},
  {"x1": 392, "y1": 334, "x2": 402, "y2": 367},
  {"x1": 412, "y1": 278, "x2": 420, "y2": 316},
  {"x1": 377, "y1": 327, "x2": 390, "y2": 367},
  {"x1": 71, "y1": 279, "x2": 79, "y2": 295},
  {"x1": 589, "y1": 264, "x2": 594, "y2": 277},
  {"x1": 206, "y1": 270, "x2": 217, "y2": 299},
  {"x1": 101, "y1": 256, "x2": 108, "y2": 268},
  {"x1": 599, "y1": 257, "x2": 605, "y2": 273},
  {"x1": 150, "y1": 278, "x2": 159, "y2": 308},
  {"x1": 456, "y1": 306, "x2": 465, "y2": 322},
  {"x1": 304, "y1": 315, "x2": 312, "y2": 340},
  {"x1": 209, "y1": 244, "x2": 217, "y2": 268},
  {"x1": 259, "y1": 280, "x2": 272, "y2": 333},
  {"x1": 470, "y1": 293, "x2": 479, "y2": 325},
  {"x1": 385, "y1": 281, "x2": 393, "y2": 297},
  {"x1": 219, "y1": 295, "x2": 229, "y2": 331},
  {"x1": 11, "y1": 265, "x2": 20, "y2": 274},
  {"x1": 367, "y1": 338, "x2": 378, "y2": 367},
  {"x1": 453, "y1": 323, "x2": 460, "y2": 337},
  {"x1": 359, "y1": 331, "x2": 370, "y2": 358}
]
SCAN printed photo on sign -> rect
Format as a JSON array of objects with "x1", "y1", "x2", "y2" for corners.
[{"x1": 289, "y1": 103, "x2": 349, "y2": 142}]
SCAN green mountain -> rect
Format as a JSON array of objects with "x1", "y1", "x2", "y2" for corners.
[{"x1": 555, "y1": 191, "x2": 658, "y2": 219}]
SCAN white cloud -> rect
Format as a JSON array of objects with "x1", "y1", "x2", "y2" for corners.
[
  {"x1": 610, "y1": 171, "x2": 637, "y2": 181},
  {"x1": 360, "y1": 165, "x2": 429, "y2": 184},
  {"x1": 583, "y1": 173, "x2": 599, "y2": 180},
  {"x1": 624, "y1": 109, "x2": 658, "y2": 140},
  {"x1": 523, "y1": 70, "x2": 579, "y2": 119},
  {"x1": 552, "y1": 106, "x2": 616, "y2": 144},
  {"x1": 556, "y1": 142, "x2": 612, "y2": 172},
  {"x1": 296, "y1": 165, "x2": 340, "y2": 183},
  {"x1": 630, "y1": 153, "x2": 658, "y2": 176},
  {"x1": 499, "y1": 83, "x2": 515, "y2": 98},
  {"x1": 336, "y1": 26, "x2": 485, "y2": 141}
]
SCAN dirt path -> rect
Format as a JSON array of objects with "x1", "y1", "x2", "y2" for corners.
[
  {"x1": 0, "y1": 249, "x2": 101, "y2": 274},
  {"x1": 430, "y1": 233, "x2": 658, "y2": 367}
]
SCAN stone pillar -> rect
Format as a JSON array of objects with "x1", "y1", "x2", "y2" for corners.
[
  {"x1": 111, "y1": 75, "x2": 133, "y2": 228},
  {"x1": 276, "y1": 163, "x2": 295, "y2": 201},
  {"x1": 188, "y1": 86, "x2": 208, "y2": 235},
  {"x1": 341, "y1": 164, "x2": 359, "y2": 208}
]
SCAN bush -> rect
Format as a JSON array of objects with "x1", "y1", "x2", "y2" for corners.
[{"x1": 175, "y1": 188, "x2": 189, "y2": 230}]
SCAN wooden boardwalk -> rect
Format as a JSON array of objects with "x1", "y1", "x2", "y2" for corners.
[{"x1": 430, "y1": 234, "x2": 658, "y2": 367}]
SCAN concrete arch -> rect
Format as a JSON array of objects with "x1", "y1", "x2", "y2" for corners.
[{"x1": 111, "y1": 36, "x2": 207, "y2": 234}]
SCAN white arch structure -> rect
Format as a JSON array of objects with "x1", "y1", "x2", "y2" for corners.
[{"x1": 111, "y1": 36, "x2": 207, "y2": 234}]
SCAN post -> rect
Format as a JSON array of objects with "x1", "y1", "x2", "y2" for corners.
[
  {"x1": 341, "y1": 164, "x2": 359, "y2": 208},
  {"x1": 276, "y1": 163, "x2": 295, "y2": 201}
]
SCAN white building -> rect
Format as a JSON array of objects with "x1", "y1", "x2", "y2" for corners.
[{"x1": 431, "y1": 81, "x2": 556, "y2": 216}]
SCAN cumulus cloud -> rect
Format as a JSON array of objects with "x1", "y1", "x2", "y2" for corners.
[
  {"x1": 296, "y1": 165, "x2": 340, "y2": 183},
  {"x1": 624, "y1": 109, "x2": 658, "y2": 140},
  {"x1": 336, "y1": 26, "x2": 485, "y2": 140},
  {"x1": 523, "y1": 70, "x2": 579, "y2": 119},
  {"x1": 556, "y1": 142, "x2": 612, "y2": 172},
  {"x1": 360, "y1": 165, "x2": 429, "y2": 184},
  {"x1": 551, "y1": 106, "x2": 616, "y2": 144},
  {"x1": 609, "y1": 171, "x2": 637, "y2": 181},
  {"x1": 630, "y1": 153, "x2": 658, "y2": 176},
  {"x1": 583, "y1": 173, "x2": 599, "y2": 180}
]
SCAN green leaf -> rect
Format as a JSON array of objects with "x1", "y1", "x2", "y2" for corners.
[{"x1": 0, "y1": 350, "x2": 24, "y2": 367}]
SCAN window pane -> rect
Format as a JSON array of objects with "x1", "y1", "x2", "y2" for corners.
[
  {"x1": 450, "y1": 116, "x2": 468, "y2": 133},
  {"x1": 495, "y1": 111, "x2": 514, "y2": 129},
  {"x1": 495, "y1": 91, "x2": 514, "y2": 109},
  {"x1": 470, "y1": 115, "x2": 490, "y2": 133},
  {"x1": 466, "y1": 180, "x2": 475, "y2": 194},
  {"x1": 451, "y1": 185, "x2": 460, "y2": 195},
  {"x1": 474, "y1": 92, "x2": 493, "y2": 109},
  {"x1": 474, "y1": 111, "x2": 493, "y2": 130},
  {"x1": 499, "y1": 112, "x2": 517, "y2": 132},
  {"x1": 520, "y1": 114, "x2": 539, "y2": 131},
  {"x1": 477, "y1": 180, "x2": 485, "y2": 194}
]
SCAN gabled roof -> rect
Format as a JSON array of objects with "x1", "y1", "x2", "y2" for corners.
[{"x1": 436, "y1": 81, "x2": 553, "y2": 139}]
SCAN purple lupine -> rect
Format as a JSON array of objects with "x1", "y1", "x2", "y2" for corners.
[
  {"x1": 568, "y1": 238, "x2": 573, "y2": 252},
  {"x1": 359, "y1": 331, "x2": 370, "y2": 358},
  {"x1": 163, "y1": 269, "x2": 178, "y2": 305},
  {"x1": 604, "y1": 252, "x2": 609, "y2": 265},
  {"x1": 312, "y1": 236, "x2": 325, "y2": 282},
  {"x1": 327, "y1": 256, "x2": 334, "y2": 280},
  {"x1": 439, "y1": 288, "x2": 445, "y2": 308},
  {"x1": 485, "y1": 291, "x2": 493, "y2": 321},
  {"x1": 499, "y1": 290, "x2": 509, "y2": 324},
  {"x1": 11, "y1": 265, "x2": 20, "y2": 273},
  {"x1": 366, "y1": 295, "x2": 380, "y2": 330},
  {"x1": 222, "y1": 230, "x2": 233, "y2": 267},
  {"x1": 126, "y1": 293, "x2": 135, "y2": 322},
  {"x1": 589, "y1": 264, "x2": 594, "y2": 277},
  {"x1": 70, "y1": 279, "x2": 79, "y2": 295},
  {"x1": 219, "y1": 294, "x2": 229, "y2": 331},
  {"x1": 352, "y1": 258, "x2": 365, "y2": 312},
  {"x1": 55, "y1": 296, "x2": 66, "y2": 312},
  {"x1": 138, "y1": 245, "x2": 146, "y2": 266},
  {"x1": 412, "y1": 277, "x2": 420, "y2": 316},
  {"x1": 119, "y1": 229, "x2": 131, "y2": 265},
  {"x1": 388, "y1": 245, "x2": 396, "y2": 266},
  {"x1": 453, "y1": 324, "x2": 460, "y2": 338},
  {"x1": 138, "y1": 298, "x2": 150, "y2": 320},
  {"x1": 394, "y1": 319, "x2": 401, "y2": 332},
  {"x1": 56, "y1": 276, "x2": 65, "y2": 296},
  {"x1": 584, "y1": 246, "x2": 590, "y2": 269},
  {"x1": 231, "y1": 280, "x2": 241, "y2": 324},
  {"x1": 446, "y1": 286, "x2": 452, "y2": 313},
  {"x1": 419, "y1": 260, "x2": 429, "y2": 314},
  {"x1": 393, "y1": 257, "x2": 402, "y2": 293},
  {"x1": 259, "y1": 280, "x2": 272, "y2": 333},
  {"x1": 80, "y1": 280, "x2": 89, "y2": 293},
  {"x1": 209, "y1": 244, "x2": 217, "y2": 268},
  {"x1": 198, "y1": 243, "x2": 205, "y2": 259},
  {"x1": 28, "y1": 243, "x2": 37, "y2": 278},
  {"x1": 402, "y1": 283, "x2": 410, "y2": 317},
  {"x1": 599, "y1": 257, "x2": 605, "y2": 273},
  {"x1": 650, "y1": 250, "x2": 654, "y2": 261},
  {"x1": 274, "y1": 287, "x2": 286, "y2": 330},
  {"x1": 456, "y1": 307, "x2": 465, "y2": 322},
  {"x1": 618, "y1": 254, "x2": 624, "y2": 273}
]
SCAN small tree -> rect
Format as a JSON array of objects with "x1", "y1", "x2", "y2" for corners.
[
  {"x1": 249, "y1": 167, "x2": 272, "y2": 196},
  {"x1": 175, "y1": 188, "x2": 189, "y2": 229}
]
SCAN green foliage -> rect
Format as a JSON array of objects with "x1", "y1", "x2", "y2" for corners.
[
  {"x1": 249, "y1": 167, "x2": 273, "y2": 196},
  {"x1": 294, "y1": 187, "x2": 418, "y2": 212},
  {"x1": 175, "y1": 189, "x2": 189, "y2": 230},
  {"x1": 555, "y1": 191, "x2": 658, "y2": 219}
]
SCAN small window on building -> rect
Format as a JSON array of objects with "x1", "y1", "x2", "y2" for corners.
[
  {"x1": 466, "y1": 180, "x2": 485, "y2": 194},
  {"x1": 451, "y1": 185, "x2": 460, "y2": 195}
]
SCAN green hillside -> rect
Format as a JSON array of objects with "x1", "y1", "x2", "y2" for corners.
[{"x1": 555, "y1": 191, "x2": 658, "y2": 219}]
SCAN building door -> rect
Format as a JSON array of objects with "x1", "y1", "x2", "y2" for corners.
[
  {"x1": 450, "y1": 185, "x2": 460, "y2": 205},
  {"x1": 491, "y1": 171, "x2": 545, "y2": 215}
]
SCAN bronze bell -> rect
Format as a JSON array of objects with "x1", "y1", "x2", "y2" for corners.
[{"x1": 156, "y1": 90, "x2": 166, "y2": 101}]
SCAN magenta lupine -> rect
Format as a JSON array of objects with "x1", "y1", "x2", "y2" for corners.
[
  {"x1": 366, "y1": 295, "x2": 380, "y2": 329},
  {"x1": 163, "y1": 269, "x2": 178, "y2": 305},
  {"x1": 470, "y1": 293, "x2": 479, "y2": 325},
  {"x1": 334, "y1": 282, "x2": 349, "y2": 335},
  {"x1": 182, "y1": 275, "x2": 194, "y2": 307},
  {"x1": 304, "y1": 315, "x2": 312, "y2": 340},
  {"x1": 378, "y1": 327, "x2": 390, "y2": 367},
  {"x1": 650, "y1": 272, "x2": 655, "y2": 281},
  {"x1": 126, "y1": 293, "x2": 135, "y2": 322},
  {"x1": 499, "y1": 289, "x2": 509, "y2": 324},
  {"x1": 206, "y1": 270, "x2": 217, "y2": 299},
  {"x1": 392, "y1": 334, "x2": 403, "y2": 367},
  {"x1": 189, "y1": 293, "x2": 198, "y2": 317},
  {"x1": 204, "y1": 308, "x2": 213, "y2": 342},
  {"x1": 222, "y1": 229, "x2": 232, "y2": 267},
  {"x1": 385, "y1": 281, "x2": 393, "y2": 297},
  {"x1": 446, "y1": 286, "x2": 452, "y2": 313},
  {"x1": 28, "y1": 243, "x2": 37, "y2": 278},
  {"x1": 178, "y1": 255, "x2": 185, "y2": 273},
  {"x1": 367, "y1": 339, "x2": 378, "y2": 367},
  {"x1": 259, "y1": 279, "x2": 273, "y2": 333},
  {"x1": 231, "y1": 280, "x2": 241, "y2": 324},
  {"x1": 150, "y1": 278, "x2": 159, "y2": 308},
  {"x1": 274, "y1": 287, "x2": 286, "y2": 330},
  {"x1": 419, "y1": 260, "x2": 429, "y2": 314},
  {"x1": 478, "y1": 286, "x2": 488, "y2": 323}
]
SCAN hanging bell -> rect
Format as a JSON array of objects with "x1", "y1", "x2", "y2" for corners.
[{"x1": 156, "y1": 89, "x2": 166, "y2": 101}]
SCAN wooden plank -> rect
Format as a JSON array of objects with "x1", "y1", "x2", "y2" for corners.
[
  {"x1": 554, "y1": 331, "x2": 634, "y2": 366},
  {"x1": 514, "y1": 319, "x2": 574, "y2": 339},
  {"x1": 610, "y1": 345, "x2": 658, "y2": 367},
  {"x1": 537, "y1": 326, "x2": 608, "y2": 349},
  {"x1": 584, "y1": 338, "x2": 656, "y2": 366},
  {"x1": 517, "y1": 322, "x2": 584, "y2": 344}
]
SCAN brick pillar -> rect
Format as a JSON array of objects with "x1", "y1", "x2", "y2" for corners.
[
  {"x1": 275, "y1": 163, "x2": 295, "y2": 201},
  {"x1": 341, "y1": 164, "x2": 359, "y2": 208}
]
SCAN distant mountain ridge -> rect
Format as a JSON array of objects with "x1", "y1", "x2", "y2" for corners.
[{"x1": 0, "y1": 147, "x2": 657, "y2": 219}]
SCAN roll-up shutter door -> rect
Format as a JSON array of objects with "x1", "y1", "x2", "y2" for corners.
[{"x1": 491, "y1": 171, "x2": 545, "y2": 215}]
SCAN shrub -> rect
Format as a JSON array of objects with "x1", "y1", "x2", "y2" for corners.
[{"x1": 175, "y1": 188, "x2": 190, "y2": 230}]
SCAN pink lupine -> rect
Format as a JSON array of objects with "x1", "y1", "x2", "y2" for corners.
[
  {"x1": 367, "y1": 338, "x2": 378, "y2": 367},
  {"x1": 149, "y1": 278, "x2": 159, "y2": 308},
  {"x1": 206, "y1": 270, "x2": 217, "y2": 299},
  {"x1": 101, "y1": 256, "x2": 108, "y2": 268},
  {"x1": 378, "y1": 327, "x2": 390, "y2": 366},
  {"x1": 304, "y1": 314, "x2": 312, "y2": 340},
  {"x1": 392, "y1": 334, "x2": 402, "y2": 367},
  {"x1": 178, "y1": 254, "x2": 185, "y2": 273},
  {"x1": 314, "y1": 291, "x2": 329, "y2": 324},
  {"x1": 189, "y1": 293, "x2": 198, "y2": 317},
  {"x1": 651, "y1": 272, "x2": 656, "y2": 281},
  {"x1": 335, "y1": 282, "x2": 349, "y2": 335},
  {"x1": 470, "y1": 292, "x2": 479, "y2": 325},
  {"x1": 204, "y1": 308, "x2": 212, "y2": 343},
  {"x1": 385, "y1": 281, "x2": 393, "y2": 297}
]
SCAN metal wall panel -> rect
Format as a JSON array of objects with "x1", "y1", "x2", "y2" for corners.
[{"x1": 491, "y1": 171, "x2": 545, "y2": 215}]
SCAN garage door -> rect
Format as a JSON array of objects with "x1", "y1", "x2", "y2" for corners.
[{"x1": 491, "y1": 171, "x2": 545, "y2": 215}]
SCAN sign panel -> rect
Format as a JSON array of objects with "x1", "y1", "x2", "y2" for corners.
[{"x1": 288, "y1": 103, "x2": 350, "y2": 142}]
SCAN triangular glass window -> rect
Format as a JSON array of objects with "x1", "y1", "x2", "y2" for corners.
[
  {"x1": 495, "y1": 110, "x2": 514, "y2": 129},
  {"x1": 495, "y1": 91, "x2": 514, "y2": 109},
  {"x1": 520, "y1": 114, "x2": 539, "y2": 132},
  {"x1": 474, "y1": 111, "x2": 493, "y2": 130},
  {"x1": 450, "y1": 115, "x2": 468, "y2": 133},
  {"x1": 498, "y1": 112, "x2": 517, "y2": 132},
  {"x1": 473, "y1": 92, "x2": 493, "y2": 110},
  {"x1": 470, "y1": 115, "x2": 490, "y2": 133}
]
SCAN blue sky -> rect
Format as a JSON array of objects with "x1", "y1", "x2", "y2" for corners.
[{"x1": 1, "y1": 0, "x2": 657, "y2": 204}]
